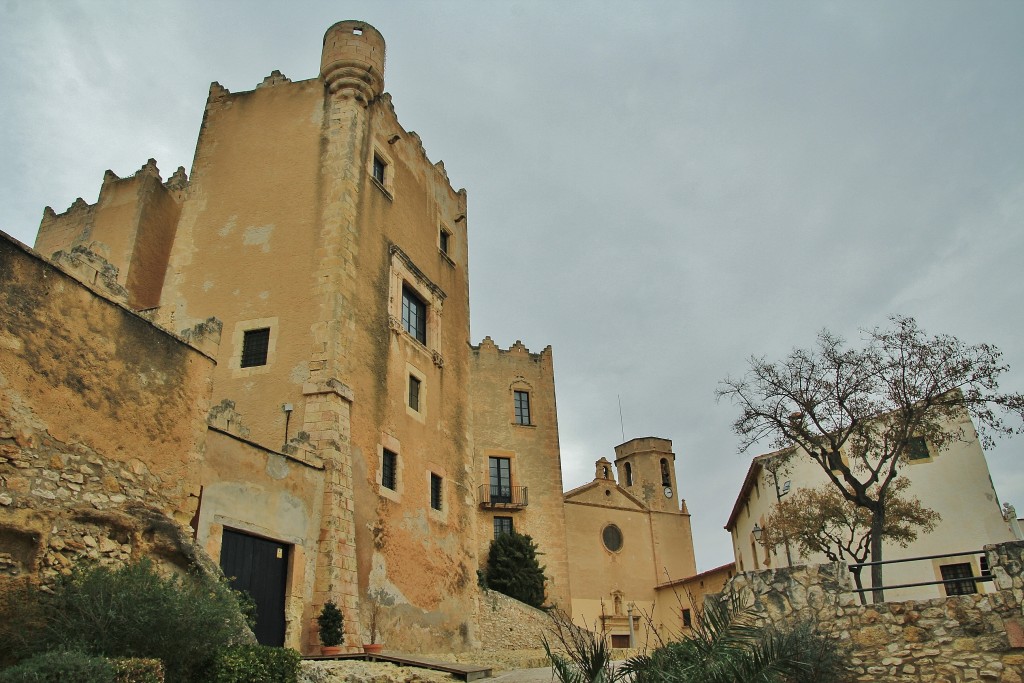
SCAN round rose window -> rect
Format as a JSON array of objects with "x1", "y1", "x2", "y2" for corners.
[{"x1": 602, "y1": 524, "x2": 623, "y2": 552}]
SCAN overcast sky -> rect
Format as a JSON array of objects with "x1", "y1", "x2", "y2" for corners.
[{"x1": 2, "y1": 1, "x2": 1022, "y2": 572}]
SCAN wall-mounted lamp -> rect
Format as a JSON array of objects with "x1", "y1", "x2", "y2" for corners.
[{"x1": 752, "y1": 523, "x2": 763, "y2": 542}]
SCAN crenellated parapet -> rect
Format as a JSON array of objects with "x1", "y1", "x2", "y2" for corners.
[
  {"x1": 257, "y1": 69, "x2": 292, "y2": 89},
  {"x1": 471, "y1": 336, "x2": 554, "y2": 361}
]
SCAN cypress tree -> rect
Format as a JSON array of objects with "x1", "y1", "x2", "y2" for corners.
[{"x1": 484, "y1": 529, "x2": 547, "y2": 608}]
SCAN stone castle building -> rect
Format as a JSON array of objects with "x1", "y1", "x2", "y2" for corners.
[{"x1": 1, "y1": 21, "x2": 703, "y2": 652}]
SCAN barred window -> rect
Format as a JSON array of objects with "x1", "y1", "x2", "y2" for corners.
[
  {"x1": 241, "y1": 328, "x2": 270, "y2": 368},
  {"x1": 382, "y1": 449, "x2": 397, "y2": 491},
  {"x1": 940, "y1": 562, "x2": 977, "y2": 596},
  {"x1": 430, "y1": 473, "x2": 443, "y2": 511}
]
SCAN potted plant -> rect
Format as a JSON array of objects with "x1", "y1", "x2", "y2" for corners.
[
  {"x1": 317, "y1": 600, "x2": 345, "y2": 656},
  {"x1": 362, "y1": 588, "x2": 394, "y2": 654}
]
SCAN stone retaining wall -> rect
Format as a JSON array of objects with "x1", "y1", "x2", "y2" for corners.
[
  {"x1": 476, "y1": 589, "x2": 552, "y2": 651},
  {"x1": 713, "y1": 540, "x2": 1024, "y2": 682}
]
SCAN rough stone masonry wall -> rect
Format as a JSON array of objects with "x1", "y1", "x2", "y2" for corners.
[
  {"x1": 476, "y1": 588, "x2": 553, "y2": 651},
  {"x1": 0, "y1": 234, "x2": 218, "y2": 587},
  {"x1": 713, "y1": 541, "x2": 1024, "y2": 682}
]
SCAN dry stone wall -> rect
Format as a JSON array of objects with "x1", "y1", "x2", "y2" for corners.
[
  {"x1": 713, "y1": 541, "x2": 1024, "y2": 682},
  {"x1": 476, "y1": 588, "x2": 553, "y2": 651}
]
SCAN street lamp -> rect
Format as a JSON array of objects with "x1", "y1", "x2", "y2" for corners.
[{"x1": 626, "y1": 602, "x2": 635, "y2": 648}]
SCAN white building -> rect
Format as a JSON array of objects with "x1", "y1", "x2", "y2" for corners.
[{"x1": 725, "y1": 409, "x2": 1017, "y2": 601}]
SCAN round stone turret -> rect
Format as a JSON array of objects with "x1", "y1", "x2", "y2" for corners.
[{"x1": 320, "y1": 21, "x2": 385, "y2": 103}]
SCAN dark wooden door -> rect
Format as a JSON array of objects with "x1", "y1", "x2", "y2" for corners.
[{"x1": 220, "y1": 528, "x2": 289, "y2": 646}]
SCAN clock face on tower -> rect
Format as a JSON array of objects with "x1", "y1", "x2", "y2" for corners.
[{"x1": 663, "y1": 486, "x2": 673, "y2": 498}]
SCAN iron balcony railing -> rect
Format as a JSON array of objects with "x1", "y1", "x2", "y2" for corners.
[
  {"x1": 478, "y1": 485, "x2": 529, "y2": 508},
  {"x1": 848, "y1": 549, "x2": 992, "y2": 595}
]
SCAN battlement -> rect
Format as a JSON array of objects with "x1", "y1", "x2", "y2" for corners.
[{"x1": 471, "y1": 336, "x2": 553, "y2": 359}]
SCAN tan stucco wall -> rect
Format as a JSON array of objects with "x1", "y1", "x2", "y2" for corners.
[
  {"x1": 35, "y1": 161, "x2": 183, "y2": 310},
  {"x1": 469, "y1": 338, "x2": 572, "y2": 609},
  {"x1": 196, "y1": 428, "x2": 327, "y2": 651}
]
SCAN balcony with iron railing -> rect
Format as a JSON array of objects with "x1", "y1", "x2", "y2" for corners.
[{"x1": 478, "y1": 485, "x2": 529, "y2": 509}]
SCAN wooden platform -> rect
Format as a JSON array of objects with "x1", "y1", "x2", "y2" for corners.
[{"x1": 304, "y1": 652, "x2": 493, "y2": 681}]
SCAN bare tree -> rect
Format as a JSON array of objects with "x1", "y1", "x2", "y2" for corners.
[
  {"x1": 759, "y1": 478, "x2": 940, "y2": 603},
  {"x1": 718, "y1": 316, "x2": 1024, "y2": 602}
]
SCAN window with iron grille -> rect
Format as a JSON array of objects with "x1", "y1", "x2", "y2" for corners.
[
  {"x1": 401, "y1": 285, "x2": 427, "y2": 344},
  {"x1": 940, "y1": 562, "x2": 977, "y2": 596},
  {"x1": 493, "y1": 516, "x2": 513, "y2": 539},
  {"x1": 682, "y1": 608, "x2": 692, "y2": 628},
  {"x1": 907, "y1": 436, "x2": 931, "y2": 460},
  {"x1": 513, "y1": 390, "x2": 531, "y2": 425},
  {"x1": 430, "y1": 473, "x2": 442, "y2": 511},
  {"x1": 408, "y1": 375, "x2": 421, "y2": 411},
  {"x1": 381, "y1": 449, "x2": 397, "y2": 491},
  {"x1": 241, "y1": 328, "x2": 270, "y2": 368},
  {"x1": 439, "y1": 228, "x2": 451, "y2": 256}
]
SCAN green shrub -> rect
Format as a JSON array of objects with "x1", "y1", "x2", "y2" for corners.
[
  {"x1": 0, "y1": 559, "x2": 252, "y2": 683},
  {"x1": 111, "y1": 658, "x2": 164, "y2": 683},
  {"x1": 208, "y1": 645, "x2": 301, "y2": 683},
  {"x1": 484, "y1": 529, "x2": 547, "y2": 608},
  {"x1": 316, "y1": 601, "x2": 344, "y2": 647},
  {"x1": 619, "y1": 598, "x2": 846, "y2": 683},
  {"x1": 0, "y1": 650, "x2": 115, "y2": 683}
]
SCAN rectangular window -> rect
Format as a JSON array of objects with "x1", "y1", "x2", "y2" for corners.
[
  {"x1": 514, "y1": 390, "x2": 531, "y2": 425},
  {"x1": 493, "y1": 516, "x2": 513, "y2": 539},
  {"x1": 240, "y1": 328, "x2": 271, "y2": 368},
  {"x1": 439, "y1": 228, "x2": 451, "y2": 256},
  {"x1": 610, "y1": 635, "x2": 630, "y2": 649},
  {"x1": 401, "y1": 285, "x2": 427, "y2": 344},
  {"x1": 907, "y1": 436, "x2": 930, "y2": 461},
  {"x1": 408, "y1": 375, "x2": 421, "y2": 412},
  {"x1": 489, "y1": 456, "x2": 512, "y2": 504},
  {"x1": 372, "y1": 154, "x2": 386, "y2": 185},
  {"x1": 940, "y1": 562, "x2": 978, "y2": 596},
  {"x1": 827, "y1": 450, "x2": 844, "y2": 470},
  {"x1": 381, "y1": 449, "x2": 397, "y2": 491},
  {"x1": 682, "y1": 608, "x2": 692, "y2": 628},
  {"x1": 430, "y1": 473, "x2": 443, "y2": 511}
]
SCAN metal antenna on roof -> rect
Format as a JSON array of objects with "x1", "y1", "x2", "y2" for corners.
[{"x1": 618, "y1": 394, "x2": 625, "y2": 443}]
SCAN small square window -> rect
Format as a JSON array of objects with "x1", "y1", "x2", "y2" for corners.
[
  {"x1": 409, "y1": 375, "x2": 421, "y2": 412},
  {"x1": 493, "y1": 516, "x2": 513, "y2": 539},
  {"x1": 827, "y1": 450, "x2": 844, "y2": 471},
  {"x1": 907, "y1": 436, "x2": 930, "y2": 461},
  {"x1": 430, "y1": 473, "x2": 443, "y2": 511},
  {"x1": 401, "y1": 285, "x2": 427, "y2": 344},
  {"x1": 372, "y1": 154, "x2": 387, "y2": 186},
  {"x1": 439, "y1": 228, "x2": 451, "y2": 256},
  {"x1": 940, "y1": 562, "x2": 977, "y2": 596},
  {"x1": 241, "y1": 328, "x2": 270, "y2": 368},
  {"x1": 514, "y1": 390, "x2": 531, "y2": 425},
  {"x1": 382, "y1": 449, "x2": 397, "y2": 491}
]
